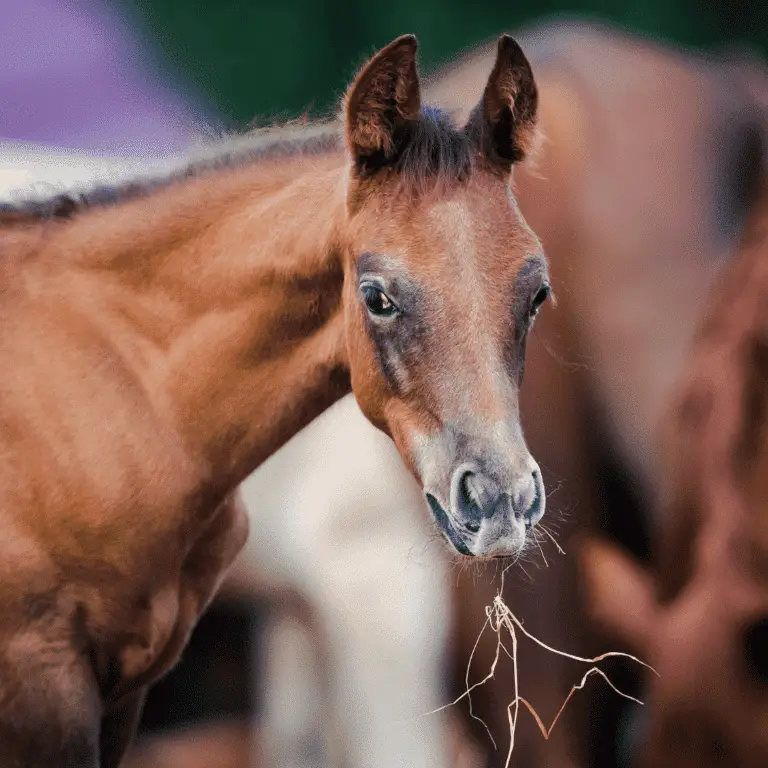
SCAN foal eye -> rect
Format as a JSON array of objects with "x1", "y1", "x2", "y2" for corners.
[
  {"x1": 530, "y1": 284, "x2": 550, "y2": 318},
  {"x1": 361, "y1": 285, "x2": 397, "y2": 317}
]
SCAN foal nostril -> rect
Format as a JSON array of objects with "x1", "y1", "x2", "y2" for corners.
[
  {"x1": 743, "y1": 617, "x2": 768, "y2": 685},
  {"x1": 453, "y1": 466, "x2": 543, "y2": 531},
  {"x1": 523, "y1": 468, "x2": 544, "y2": 528},
  {"x1": 457, "y1": 470, "x2": 500, "y2": 527}
]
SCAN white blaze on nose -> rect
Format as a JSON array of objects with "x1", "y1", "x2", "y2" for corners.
[{"x1": 427, "y1": 200, "x2": 510, "y2": 419}]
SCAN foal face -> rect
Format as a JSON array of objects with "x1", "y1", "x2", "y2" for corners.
[{"x1": 341, "y1": 35, "x2": 547, "y2": 557}]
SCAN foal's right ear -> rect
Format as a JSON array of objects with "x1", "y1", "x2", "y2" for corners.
[{"x1": 344, "y1": 35, "x2": 421, "y2": 177}]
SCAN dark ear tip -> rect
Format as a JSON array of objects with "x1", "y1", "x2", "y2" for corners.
[
  {"x1": 386, "y1": 33, "x2": 418, "y2": 56},
  {"x1": 496, "y1": 34, "x2": 528, "y2": 66}
]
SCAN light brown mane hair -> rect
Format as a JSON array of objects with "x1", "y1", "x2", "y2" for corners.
[{"x1": 0, "y1": 105, "x2": 478, "y2": 223}]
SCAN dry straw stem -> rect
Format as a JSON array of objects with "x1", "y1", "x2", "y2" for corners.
[{"x1": 429, "y1": 557, "x2": 658, "y2": 768}]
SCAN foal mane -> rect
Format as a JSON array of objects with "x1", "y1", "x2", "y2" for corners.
[{"x1": 0, "y1": 106, "x2": 474, "y2": 221}]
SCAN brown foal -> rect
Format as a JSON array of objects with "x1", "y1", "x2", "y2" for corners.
[{"x1": 0, "y1": 34, "x2": 549, "y2": 767}]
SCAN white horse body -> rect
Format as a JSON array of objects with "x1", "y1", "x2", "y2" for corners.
[{"x1": 237, "y1": 396, "x2": 452, "y2": 768}]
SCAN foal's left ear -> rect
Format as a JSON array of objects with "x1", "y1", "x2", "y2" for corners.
[
  {"x1": 344, "y1": 35, "x2": 421, "y2": 176},
  {"x1": 466, "y1": 34, "x2": 538, "y2": 172}
]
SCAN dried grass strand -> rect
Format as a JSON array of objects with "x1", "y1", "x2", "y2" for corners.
[{"x1": 425, "y1": 556, "x2": 657, "y2": 766}]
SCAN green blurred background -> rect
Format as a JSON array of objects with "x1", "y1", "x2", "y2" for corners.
[{"x1": 122, "y1": 0, "x2": 768, "y2": 127}]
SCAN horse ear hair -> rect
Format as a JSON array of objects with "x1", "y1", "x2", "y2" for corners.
[
  {"x1": 466, "y1": 34, "x2": 538, "y2": 171},
  {"x1": 344, "y1": 35, "x2": 421, "y2": 176}
]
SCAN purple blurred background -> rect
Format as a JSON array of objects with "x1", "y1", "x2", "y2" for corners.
[{"x1": 0, "y1": 0, "x2": 207, "y2": 154}]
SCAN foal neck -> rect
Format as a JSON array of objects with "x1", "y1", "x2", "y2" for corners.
[{"x1": 35, "y1": 151, "x2": 353, "y2": 491}]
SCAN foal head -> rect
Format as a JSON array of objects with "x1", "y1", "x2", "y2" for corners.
[{"x1": 339, "y1": 35, "x2": 547, "y2": 558}]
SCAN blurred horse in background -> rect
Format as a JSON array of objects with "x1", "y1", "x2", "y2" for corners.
[
  {"x1": 233, "y1": 395, "x2": 456, "y2": 768},
  {"x1": 580, "y1": 182, "x2": 768, "y2": 768}
]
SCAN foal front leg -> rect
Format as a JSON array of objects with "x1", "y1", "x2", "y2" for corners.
[
  {"x1": 98, "y1": 496, "x2": 247, "y2": 767},
  {"x1": 0, "y1": 637, "x2": 101, "y2": 768}
]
